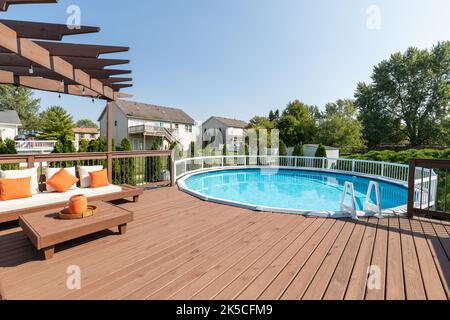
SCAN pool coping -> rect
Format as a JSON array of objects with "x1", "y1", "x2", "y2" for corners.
[{"x1": 177, "y1": 166, "x2": 409, "y2": 219}]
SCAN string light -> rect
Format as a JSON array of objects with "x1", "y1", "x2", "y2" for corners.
[
  {"x1": 82, "y1": 87, "x2": 86, "y2": 95},
  {"x1": 28, "y1": 64, "x2": 34, "y2": 74}
]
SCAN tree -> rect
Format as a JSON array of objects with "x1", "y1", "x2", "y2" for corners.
[
  {"x1": 120, "y1": 138, "x2": 132, "y2": 151},
  {"x1": 269, "y1": 109, "x2": 280, "y2": 122},
  {"x1": 247, "y1": 116, "x2": 275, "y2": 130},
  {"x1": 39, "y1": 106, "x2": 75, "y2": 141},
  {"x1": 222, "y1": 144, "x2": 228, "y2": 156},
  {"x1": 53, "y1": 135, "x2": 76, "y2": 154},
  {"x1": 115, "y1": 138, "x2": 135, "y2": 185},
  {"x1": 315, "y1": 99, "x2": 366, "y2": 153},
  {"x1": 293, "y1": 144, "x2": 304, "y2": 157},
  {"x1": 355, "y1": 83, "x2": 404, "y2": 148},
  {"x1": 189, "y1": 141, "x2": 196, "y2": 158},
  {"x1": 0, "y1": 85, "x2": 40, "y2": 132},
  {"x1": 355, "y1": 41, "x2": 450, "y2": 146},
  {"x1": 276, "y1": 100, "x2": 318, "y2": 147},
  {"x1": 147, "y1": 140, "x2": 163, "y2": 182},
  {"x1": 315, "y1": 144, "x2": 327, "y2": 158},
  {"x1": 76, "y1": 119, "x2": 98, "y2": 129},
  {"x1": 279, "y1": 140, "x2": 288, "y2": 156},
  {"x1": 78, "y1": 139, "x2": 89, "y2": 153},
  {"x1": 0, "y1": 138, "x2": 16, "y2": 155}
]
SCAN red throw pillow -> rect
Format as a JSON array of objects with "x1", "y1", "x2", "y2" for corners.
[
  {"x1": 0, "y1": 177, "x2": 32, "y2": 201},
  {"x1": 46, "y1": 168, "x2": 79, "y2": 193},
  {"x1": 89, "y1": 169, "x2": 110, "y2": 189}
]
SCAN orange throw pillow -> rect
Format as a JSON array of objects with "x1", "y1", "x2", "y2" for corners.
[
  {"x1": 46, "y1": 168, "x2": 79, "y2": 193},
  {"x1": 89, "y1": 169, "x2": 109, "y2": 189},
  {"x1": 0, "y1": 177, "x2": 32, "y2": 201}
]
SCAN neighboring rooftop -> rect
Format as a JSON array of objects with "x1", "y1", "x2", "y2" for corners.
[
  {"x1": 205, "y1": 116, "x2": 248, "y2": 129},
  {"x1": 108, "y1": 100, "x2": 195, "y2": 125},
  {"x1": 72, "y1": 127, "x2": 99, "y2": 134},
  {"x1": 0, "y1": 110, "x2": 21, "y2": 125}
]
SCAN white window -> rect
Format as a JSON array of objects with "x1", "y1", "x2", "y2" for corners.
[{"x1": 185, "y1": 125, "x2": 193, "y2": 133}]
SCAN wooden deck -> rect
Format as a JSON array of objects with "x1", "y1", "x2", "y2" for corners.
[{"x1": 0, "y1": 187, "x2": 449, "y2": 300}]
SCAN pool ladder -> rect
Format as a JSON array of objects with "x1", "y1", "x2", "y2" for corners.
[{"x1": 340, "y1": 181, "x2": 383, "y2": 220}]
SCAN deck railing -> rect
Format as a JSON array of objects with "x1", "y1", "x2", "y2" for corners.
[
  {"x1": 15, "y1": 140, "x2": 80, "y2": 153},
  {"x1": 0, "y1": 151, "x2": 175, "y2": 187},
  {"x1": 408, "y1": 159, "x2": 450, "y2": 219}
]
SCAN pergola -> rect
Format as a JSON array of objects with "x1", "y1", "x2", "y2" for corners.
[{"x1": 0, "y1": 0, "x2": 133, "y2": 180}]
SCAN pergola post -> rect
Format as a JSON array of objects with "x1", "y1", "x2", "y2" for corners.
[{"x1": 107, "y1": 101, "x2": 113, "y2": 182}]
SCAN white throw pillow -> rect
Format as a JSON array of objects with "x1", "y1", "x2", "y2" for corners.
[
  {"x1": 45, "y1": 167, "x2": 78, "y2": 193},
  {"x1": 0, "y1": 167, "x2": 39, "y2": 194},
  {"x1": 78, "y1": 166, "x2": 104, "y2": 188}
]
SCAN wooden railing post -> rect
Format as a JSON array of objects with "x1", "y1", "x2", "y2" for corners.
[
  {"x1": 27, "y1": 156, "x2": 35, "y2": 169},
  {"x1": 106, "y1": 101, "x2": 113, "y2": 182},
  {"x1": 407, "y1": 159, "x2": 416, "y2": 218}
]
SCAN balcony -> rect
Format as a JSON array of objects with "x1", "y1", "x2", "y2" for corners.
[
  {"x1": 128, "y1": 125, "x2": 178, "y2": 143},
  {"x1": 15, "y1": 140, "x2": 79, "y2": 154}
]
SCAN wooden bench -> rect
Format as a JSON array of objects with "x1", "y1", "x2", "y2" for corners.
[{"x1": 0, "y1": 184, "x2": 142, "y2": 224}]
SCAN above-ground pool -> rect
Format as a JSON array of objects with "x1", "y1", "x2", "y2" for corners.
[{"x1": 178, "y1": 168, "x2": 408, "y2": 217}]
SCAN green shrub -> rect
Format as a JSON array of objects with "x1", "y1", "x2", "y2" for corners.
[
  {"x1": 279, "y1": 141, "x2": 288, "y2": 156},
  {"x1": 347, "y1": 148, "x2": 450, "y2": 164},
  {"x1": 315, "y1": 144, "x2": 327, "y2": 158},
  {"x1": 293, "y1": 144, "x2": 304, "y2": 157}
]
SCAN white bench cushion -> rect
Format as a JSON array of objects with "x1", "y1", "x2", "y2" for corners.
[{"x1": 0, "y1": 185, "x2": 122, "y2": 214}]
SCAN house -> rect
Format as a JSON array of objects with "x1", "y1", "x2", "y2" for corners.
[
  {"x1": 72, "y1": 127, "x2": 100, "y2": 142},
  {"x1": 0, "y1": 110, "x2": 21, "y2": 141},
  {"x1": 202, "y1": 117, "x2": 248, "y2": 152},
  {"x1": 98, "y1": 100, "x2": 196, "y2": 151}
]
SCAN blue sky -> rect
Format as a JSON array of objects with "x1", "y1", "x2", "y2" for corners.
[{"x1": 3, "y1": 0, "x2": 450, "y2": 123}]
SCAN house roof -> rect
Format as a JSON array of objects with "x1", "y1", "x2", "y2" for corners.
[
  {"x1": 107, "y1": 100, "x2": 195, "y2": 125},
  {"x1": 205, "y1": 116, "x2": 248, "y2": 129},
  {"x1": 72, "y1": 127, "x2": 99, "y2": 134},
  {"x1": 0, "y1": 110, "x2": 21, "y2": 125}
]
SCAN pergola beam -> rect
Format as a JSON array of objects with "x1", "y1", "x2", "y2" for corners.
[
  {"x1": 35, "y1": 41, "x2": 130, "y2": 58},
  {"x1": 0, "y1": 19, "x2": 100, "y2": 40},
  {"x1": 0, "y1": 21, "x2": 118, "y2": 100},
  {"x1": 0, "y1": 0, "x2": 57, "y2": 12},
  {"x1": 0, "y1": 69, "x2": 100, "y2": 98}
]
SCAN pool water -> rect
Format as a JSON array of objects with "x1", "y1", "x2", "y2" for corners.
[{"x1": 182, "y1": 169, "x2": 408, "y2": 212}]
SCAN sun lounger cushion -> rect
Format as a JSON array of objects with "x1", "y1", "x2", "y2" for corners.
[
  {"x1": 0, "y1": 168, "x2": 39, "y2": 194},
  {"x1": 0, "y1": 185, "x2": 122, "y2": 214}
]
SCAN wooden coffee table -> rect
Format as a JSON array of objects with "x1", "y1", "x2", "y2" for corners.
[{"x1": 19, "y1": 201, "x2": 133, "y2": 260}]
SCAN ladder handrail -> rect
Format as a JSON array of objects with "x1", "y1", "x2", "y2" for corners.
[
  {"x1": 341, "y1": 182, "x2": 358, "y2": 220},
  {"x1": 364, "y1": 181, "x2": 383, "y2": 218}
]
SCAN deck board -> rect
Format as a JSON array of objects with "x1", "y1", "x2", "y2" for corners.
[{"x1": 0, "y1": 187, "x2": 449, "y2": 300}]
